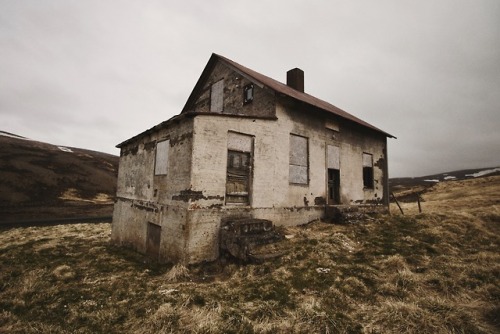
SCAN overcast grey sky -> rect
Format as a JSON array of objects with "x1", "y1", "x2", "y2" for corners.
[{"x1": 1, "y1": 0, "x2": 499, "y2": 177}]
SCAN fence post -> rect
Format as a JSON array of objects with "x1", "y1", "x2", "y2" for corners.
[
  {"x1": 391, "y1": 192, "x2": 404, "y2": 215},
  {"x1": 417, "y1": 193, "x2": 422, "y2": 213}
]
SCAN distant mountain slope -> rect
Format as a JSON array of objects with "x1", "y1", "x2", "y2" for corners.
[
  {"x1": 390, "y1": 167, "x2": 500, "y2": 190},
  {"x1": 0, "y1": 131, "x2": 118, "y2": 222},
  {"x1": 389, "y1": 166, "x2": 500, "y2": 203}
]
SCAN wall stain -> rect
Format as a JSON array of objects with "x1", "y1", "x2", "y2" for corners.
[
  {"x1": 170, "y1": 131, "x2": 193, "y2": 147},
  {"x1": 132, "y1": 201, "x2": 159, "y2": 212},
  {"x1": 143, "y1": 141, "x2": 156, "y2": 152},
  {"x1": 121, "y1": 145, "x2": 138, "y2": 157},
  {"x1": 314, "y1": 197, "x2": 326, "y2": 205},
  {"x1": 172, "y1": 189, "x2": 224, "y2": 202},
  {"x1": 374, "y1": 157, "x2": 385, "y2": 169}
]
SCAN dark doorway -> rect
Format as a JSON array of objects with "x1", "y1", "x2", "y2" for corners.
[
  {"x1": 146, "y1": 222, "x2": 161, "y2": 260},
  {"x1": 327, "y1": 169, "x2": 340, "y2": 205}
]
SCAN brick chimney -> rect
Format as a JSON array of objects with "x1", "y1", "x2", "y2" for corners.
[{"x1": 287, "y1": 68, "x2": 304, "y2": 92}]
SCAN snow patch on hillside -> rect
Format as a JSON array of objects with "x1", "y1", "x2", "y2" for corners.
[
  {"x1": 0, "y1": 131, "x2": 30, "y2": 140},
  {"x1": 466, "y1": 168, "x2": 500, "y2": 178},
  {"x1": 57, "y1": 146, "x2": 73, "y2": 153}
]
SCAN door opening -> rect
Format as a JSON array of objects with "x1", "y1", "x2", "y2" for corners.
[
  {"x1": 146, "y1": 222, "x2": 161, "y2": 261},
  {"x1": 327, "y1": 169, "x2": 340, "y2": 205}
]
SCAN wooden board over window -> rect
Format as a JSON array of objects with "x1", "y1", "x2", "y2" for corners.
[
  {"x1": 289, "y1": 134, "x2": 308, "y2": 184},
  {"x1": 327, "y1": 145, "x2": 340, "y2": 170},
  {"x1": 155, "y1": 139, "x2": 170, "y2": 175},
  {"x1": 210, "y1": 80, "x2": 224, "y2": 113}
]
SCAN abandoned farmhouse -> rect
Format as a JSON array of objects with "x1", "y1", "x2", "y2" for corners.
[{"x1": 111, "y1": 53, "x2": 395, "y2": 264}]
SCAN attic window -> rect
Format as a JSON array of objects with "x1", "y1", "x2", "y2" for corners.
[{"x1": 243, "y1": 84, "x2": 254, "y2": 105}]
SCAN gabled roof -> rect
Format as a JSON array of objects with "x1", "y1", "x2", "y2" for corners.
[{"x1": 183, "y1": 53, "x2": 395, "y2": 138}]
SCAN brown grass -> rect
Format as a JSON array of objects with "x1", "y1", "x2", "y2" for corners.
[{"x1": 1, "y1": 176, "x2": 499, "y2": 333}]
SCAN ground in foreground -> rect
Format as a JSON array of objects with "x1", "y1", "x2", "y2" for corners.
[{"x1": 1, "y1": 177, "x2": 499, "y2": 333}]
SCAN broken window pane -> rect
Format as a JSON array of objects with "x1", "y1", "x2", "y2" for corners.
[
  {"x1": 226, "y1": 150, "x2": 251, "y2": 204},
  {"x1": 243, "y1": 84, "x2": 254, "y2": 104},
  {"x1": 226, "y1": 132, "x2": 253, "y2": 205},
  {"x1": 362, "y1": 153, "x2": 374, "y2": 189}
]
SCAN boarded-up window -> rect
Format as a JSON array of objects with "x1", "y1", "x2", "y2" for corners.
[
  {"x1": 210, "y1": 79, "x2": 224, "y2": 112},
  {"x1": 289, "y1": 134, "x2": 308, "y2": 184},
  {"x1": 226, "y1": 132, "x2": 253, "y2": 205},
  {"x1": 327, "y1": 145, "x2": 340, "y2": 170},
  {"x1": 363, "y1": 153, "x2": 374, "y2": 189},
  {"x1": 154, "y1": 139, "x2": 170, "y2": 175}
]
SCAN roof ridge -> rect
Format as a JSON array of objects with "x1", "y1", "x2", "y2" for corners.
[{"x1": 213, "y1": 53, "x2": 394, "y2": 138}]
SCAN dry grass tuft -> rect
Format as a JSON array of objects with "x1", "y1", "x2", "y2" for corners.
[
  {"x1": 164, "y1": 264, "x2": 190, "y2": 282},
  {"x1": 52, "y1": 265, "x2": 76, "y2": 281},
  {"x1": 378, "y1": 254, "x2": 409, "y2": 272},
  {"x1": 366, "y1": 300, "x2": 439, "y2": 333}
]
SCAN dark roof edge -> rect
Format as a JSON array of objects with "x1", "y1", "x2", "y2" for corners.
[
  {"x1": 129, "y1": 53, "x2": 395, "y2": 145},
  {"x1": 116, "y1": 111, "x2": 279, "y2": 149},
  {"x1": 181, "y1": 53, "x2": 219, "y2": 113},
  {"x1": 213, "y1": 53, "x2": 395, "y2": 139},
  {"x1": 116, "y1": 113, "x2": 191, "y2": 148}
]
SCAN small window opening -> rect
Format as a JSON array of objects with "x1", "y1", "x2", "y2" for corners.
[
  {"x1": 243, "y1": 84, "x2": 254, "y2": 105},
  {"x1": 362, "y1": 153, "x2": 374, "y2": 189}
]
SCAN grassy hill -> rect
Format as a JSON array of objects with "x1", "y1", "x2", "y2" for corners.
[
  {"x1": 0, "y1": 175, "x2": 498, "y2": 333},
  {"x1": 0, "y1": 132, "x2": 118, "y2": 222}
]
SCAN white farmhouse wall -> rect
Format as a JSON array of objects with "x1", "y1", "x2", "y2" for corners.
[{"x1": 112, "y1": 57, "x2": 390, "y2": 264}]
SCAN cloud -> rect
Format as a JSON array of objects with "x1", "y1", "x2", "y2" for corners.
[{"x1": 0, "y1": 0, "x2": 499, "y2": 176}]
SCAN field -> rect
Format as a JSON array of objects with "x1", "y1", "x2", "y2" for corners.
[{"x1": 1, "y1": 176, "x2": 499, "y2": 333}]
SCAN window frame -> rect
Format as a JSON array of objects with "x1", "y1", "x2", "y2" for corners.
[
  {"x1": 243, "y1": 84, "x2": 254, "y2": 105},
  {"x1": 362, "y1": 153, "x2": 374, "y2": 189},
  {"x1": 226, "y1": 131, "x2": 254, "y2": 206}
]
